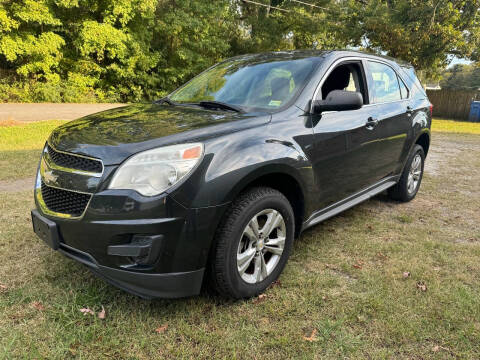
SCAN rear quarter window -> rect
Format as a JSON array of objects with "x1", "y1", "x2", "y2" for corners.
[{"x1": 400, "y1": 66, "x2": 426, "y2": 100}]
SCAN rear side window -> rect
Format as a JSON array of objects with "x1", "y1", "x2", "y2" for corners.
[
  {"x1": 401, "y1": 66, "x2": 426, "y2": 99},
  {"x1": 367, "y1": 61, "x2": 401, "y2": 103}
]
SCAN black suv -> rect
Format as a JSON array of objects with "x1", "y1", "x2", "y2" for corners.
[{"x1": 32, "y1": 50, "x2": 431, "y2": 299}]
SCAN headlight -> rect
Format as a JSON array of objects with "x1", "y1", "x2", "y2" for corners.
[{"x1": 108, "y1": 143, "x2": 203, "y2": 196}]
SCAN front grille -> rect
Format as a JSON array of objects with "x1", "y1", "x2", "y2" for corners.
[
  {"x1": 47, "y1": 145, "x2": 102, "y2": 174},
  {"x1": 41, "y1": 182, "x2": 91, "y2": 217}
]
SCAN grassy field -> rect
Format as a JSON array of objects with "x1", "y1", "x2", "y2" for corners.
[
  {"x1": 0, "y1": 118, "x2": 479, "y2": 359},
  {"x1": 0, "y1": 120, "x2": 65, "y2": 181},
  {"x1": 431, "y1": 118, "x2": 480, "y2": 134}
]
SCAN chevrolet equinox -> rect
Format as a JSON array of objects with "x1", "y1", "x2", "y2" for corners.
[{"x1": 32, "y1": 50, "x2": 431, "y2": 299}]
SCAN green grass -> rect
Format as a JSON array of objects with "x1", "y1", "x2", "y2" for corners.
[
  {"x1": 0, "y1": 120, "x2": 66, "y2": 151},
  {"x1": 432, "y1": 118, "x2": 480, "y2": 134},
  {"x1": 0, "y1": 120, "x2": 479, "y2": 358},
  {"x1": 0, "y1": 120, "x2": 66, "y2": 181}
]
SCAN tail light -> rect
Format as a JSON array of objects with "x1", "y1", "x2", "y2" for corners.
[{"x1": 429, "y1": 104, "x2": 433, "y2": 117}]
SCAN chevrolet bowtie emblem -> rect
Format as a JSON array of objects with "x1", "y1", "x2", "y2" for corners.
[{"x1": 42, "y1": 169, "x2": 58, "y2": 184}]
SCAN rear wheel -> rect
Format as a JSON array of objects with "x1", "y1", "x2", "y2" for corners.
[
  {"x1": 209, "y1": 187, "x2": 294, "y2": 299},
  {"x1": 388, "y1": 144, "x2": 425, "y2": 202}
]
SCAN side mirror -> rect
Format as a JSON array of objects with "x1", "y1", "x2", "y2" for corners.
[{"x1": 312, "y1": 90, "x2": 363, "y2": 114}]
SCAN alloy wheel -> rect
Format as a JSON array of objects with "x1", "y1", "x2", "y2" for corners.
[
  {"x1": 407, "y1": 153, "x2": 422, "y2": 194},
  {"x1": 236, "y1": 209, "x2": 286, "y2": 284}
]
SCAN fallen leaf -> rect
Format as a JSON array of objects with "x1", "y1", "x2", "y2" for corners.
[
  {"x1": 403, "y1": 271, "x2": 411, "y2": 278},
  {"x1": 0, "y1": 284, "x2": 7, "y2": 290},
  {"x1": 416, "y1": 282, "x2": 427, "y2": 292},
  {"x1": 68, "y1": 342, "x2": 80, "y2": 356},
  {"x1": 253, "y1": 293, "x2": 268, "y2": 304},
  {"x1": 377, "y1": 252, "x2": 388, "y2": 259},
  {"x1": 321, "y1": 295, "x2": 327, "y2": 300},
  {"x1": 353, "y1": 260, "x2": 364, "y2": 269},
  {"x1": 98, "y1": 306, "x2": 106, "y2": 319},
  {"x1": 268, "y1": 280, "x2": 282, "y2": 289},
  {"x1": 155, "y1": 324, "x2": 168, "y2": 333},
  {"x1": 303, "y1": 329, "x2": 318, "y2": 342},
  {"x1": 80, "y1": 307, "x2": 95, "y2": 316},
  {"x1": 432, "y1": 345, "x2": 450, "y2": 353},
  {"x1": 32, "y1": 301, "x2": 45, "y2": 311}
]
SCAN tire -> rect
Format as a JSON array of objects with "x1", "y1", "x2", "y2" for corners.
[
  {"x1": 388, "y1": 144, "x2": 425, "y2": 202},
  {"x1": 209, "y1": 186, "x2": 295, "y2": 299}
]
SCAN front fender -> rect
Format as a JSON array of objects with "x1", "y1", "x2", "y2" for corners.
[{"x1": 169, "y1": 133, "x2": 313, "y2": 209}]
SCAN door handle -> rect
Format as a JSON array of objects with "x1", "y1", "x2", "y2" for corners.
[
  {"x1": 406, "y1": 106, "x2": 413, "y2": 116},
  {"x1": 366, "y1": 117, "x2": 379, "y2": 130}
]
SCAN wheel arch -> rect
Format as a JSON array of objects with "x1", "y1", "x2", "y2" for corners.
[
  {"x1": 222, "y1": 165, "x2": 307, "y2": 238},
  {"x1": 415, "y1": 131, "x2": 430, "y2": 156}
]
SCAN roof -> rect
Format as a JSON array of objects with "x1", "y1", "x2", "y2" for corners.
[{"x1": 224, "y1": 49, "x2": 413, "y2": 69}]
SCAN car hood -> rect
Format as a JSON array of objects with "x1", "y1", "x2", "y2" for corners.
[{"x1": 48, "y1": 103, "x2": 271, "y2": 165}]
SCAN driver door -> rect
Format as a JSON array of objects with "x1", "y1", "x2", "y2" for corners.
[{"x1": 309, "y1": 59, "x2": 383, "y2": 209}]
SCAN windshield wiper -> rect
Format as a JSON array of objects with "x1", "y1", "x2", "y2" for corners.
[
  {"x1": 197, "y1": 101, "x2": 243, "y2": 113},
  {"x1": 154, "y1": 97, "x2": 176, "y2": 106}
]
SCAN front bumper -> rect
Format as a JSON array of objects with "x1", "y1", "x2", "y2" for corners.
[
  {"x1": 32, "y1": 189, "x2": 228, "y2": 298},
  {"x1": 59, "y1": 242, "x2": 205, "y2": 299}
]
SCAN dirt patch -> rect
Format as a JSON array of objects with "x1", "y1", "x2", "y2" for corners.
[
  {"x1": 0, "y1": 119, "x2": 25, "y2": 127},
  {"x1": 0, "y1": 103, "x2": 127, "y2": 122},
  {"x1": 424, "y1": 133, "x2": 480, "y2": 177},
  {"x1": 0, "y1": 177, "x2": 35, "y2": 193}
]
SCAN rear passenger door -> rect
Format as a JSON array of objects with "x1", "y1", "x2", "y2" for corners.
[{"x1": 361, "y1": 60, "x2": 412, "y2": 179}]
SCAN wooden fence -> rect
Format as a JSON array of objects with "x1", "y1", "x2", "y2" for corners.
[{"x1": 426, "y1": 89, "x2": 480, "y2": 120}]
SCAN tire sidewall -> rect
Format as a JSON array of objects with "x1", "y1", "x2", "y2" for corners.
[
  {"x1": 223, "y1": 193, "x2": 294, "y2": 298},
  {"x1": 404, "y1": 145, "x2": 425, "y2": 201}
]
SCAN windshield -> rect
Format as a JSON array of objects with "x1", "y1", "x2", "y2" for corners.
[{"x1": 169, "y1": 56, "x2": 320, "y2": 112}]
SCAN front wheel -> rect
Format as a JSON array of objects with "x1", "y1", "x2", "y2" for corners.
[
  {"x1": 209, "y1": 187, "x2": 294, "y2": 299},
  {"x1": 388, "y1": 144, "x2": 425, "y2": 202}
]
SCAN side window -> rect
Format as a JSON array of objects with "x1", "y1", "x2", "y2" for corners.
[
  {"x1": 367, "y1": 61, "x2": 401, "y2": 103},
  {"x1": 398, "y1": 76, "x2": 409, "y2": 99},
  {"x1": 400, "y1": 66, "x2": 427, "y2": 100},
  {"x1": 320, "y1": 62, "x2": 367, "y2": 104}
]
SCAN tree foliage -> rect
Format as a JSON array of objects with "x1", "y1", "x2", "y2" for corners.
[
  {"x1": 440, "y1": 63, "x2": 480, "y2": 89},
  {"x1": 0, "y1": 0, "x2": 479, "y2": 102},
  {"x1": 356, "y1": 0, "x2": 480, "y2": 78}
]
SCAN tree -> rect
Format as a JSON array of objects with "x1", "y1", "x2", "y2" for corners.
[
  {"x1": 0, "y1": 0, "x2": 235, "y2": 102},
  {"x1": 1, "y1": 0, "x2": 480, "y2": 102},
  {"x1": 353, "y1": 0, "x2": 480, "y2": 78},
  {"x1": 230, "y1": 0, "x2": 357, "y2": 53},
  {"x1": 440, "y1": 63, "x2": 480, "y2": 89}
]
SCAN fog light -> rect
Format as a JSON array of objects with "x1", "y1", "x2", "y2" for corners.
[{"x1": 107, "y1": 235, "x2": 164, "y2": 265}]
